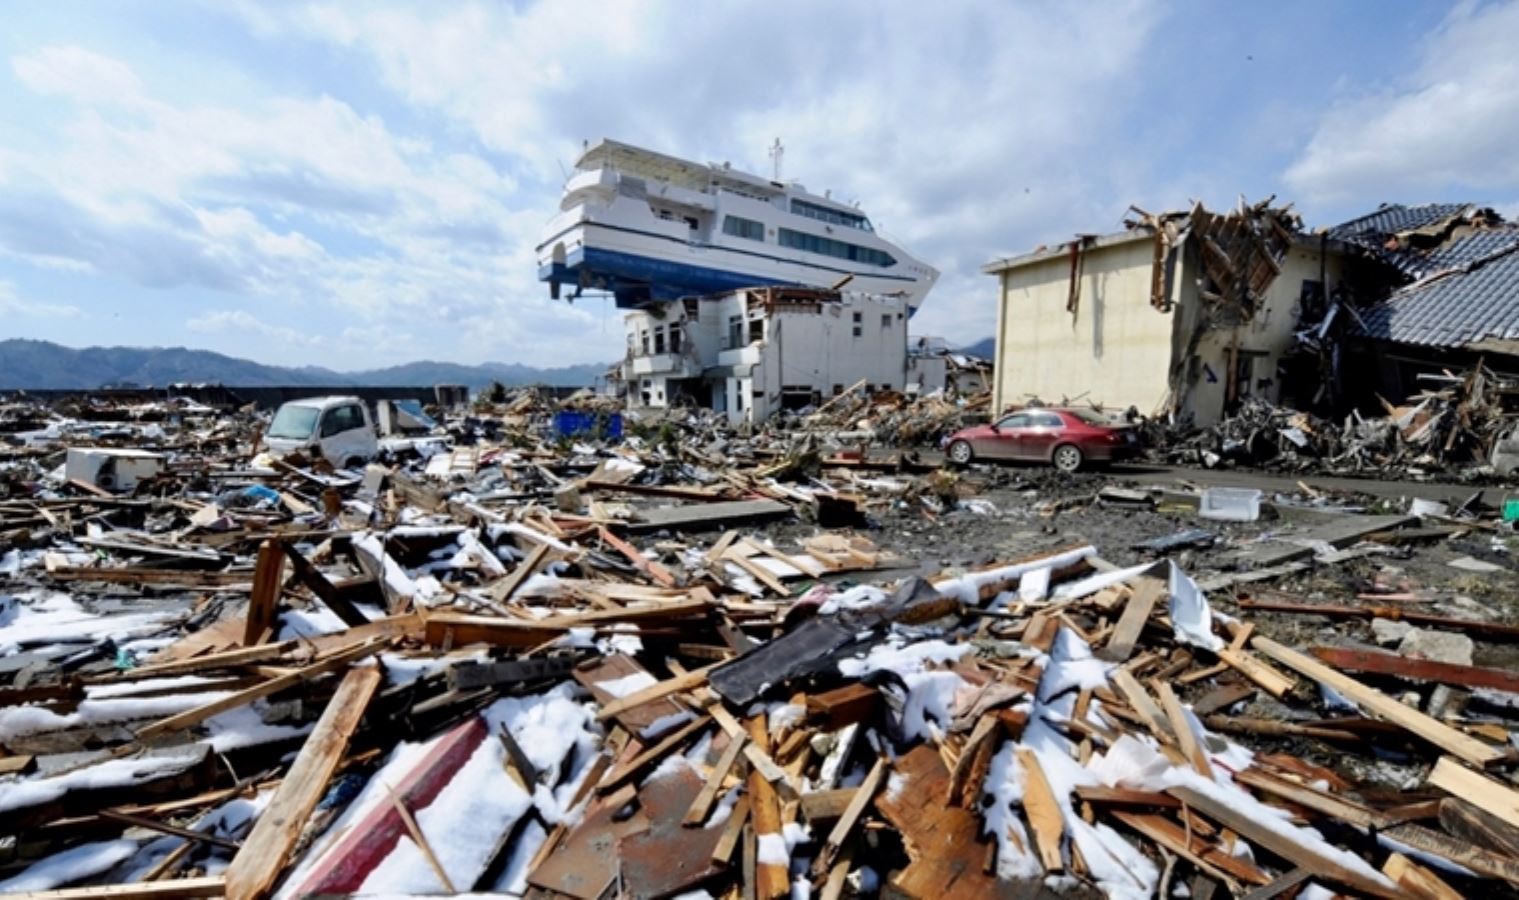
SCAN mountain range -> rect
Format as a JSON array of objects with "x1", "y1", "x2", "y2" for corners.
[{"x1": 0, "y1": 339, "x2": 607, "y2": 390}]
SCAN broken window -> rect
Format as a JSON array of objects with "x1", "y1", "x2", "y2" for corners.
[
  {"x1": 748, "y1": 318, "x2": 764, "y2": 343},
  {"x1": 640, "y1": 329, "x2": 650, "y2": 355},
  {"x1": 654, "y1": 325, "x2": 666, "y2": 355},
  {"x1": 726, "y1": 316, "x2": 743, "y2": 349},
  {"x1": 669, "y1": 326, "x2": 682, "y2": 354}
]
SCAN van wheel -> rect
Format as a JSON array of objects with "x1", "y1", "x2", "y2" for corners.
[
  {"x1": 1052, "y1": 444, "x2": 1084, "y2": 473},
  {"x1": 947, "y1": 441, "x2": 973, "y2": 466}
]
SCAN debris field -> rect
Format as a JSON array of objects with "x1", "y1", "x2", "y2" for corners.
[{"x1": 1, "y1": 388, "x2": 1518, "y2": 899}]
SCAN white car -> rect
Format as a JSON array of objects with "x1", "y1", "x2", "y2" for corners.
[{"x1": 262, "y1": 396, "x2": 378, "y2": 468}]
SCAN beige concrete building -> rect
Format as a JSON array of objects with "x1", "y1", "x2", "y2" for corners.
[{"x1": 983, "y1": 204, "x2": 1348, "y2": 427}]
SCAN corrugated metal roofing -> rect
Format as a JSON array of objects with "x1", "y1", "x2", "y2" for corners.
[
  {"x1": 1357, "y1": 238, "x2": 1519, "y2": 349},
  {"x1": 1329, "y1": 203, "x2": 1472, "y2": 241}
]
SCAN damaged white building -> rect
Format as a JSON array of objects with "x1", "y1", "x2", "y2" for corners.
[
  {"x1": 983, "y1": 200, "x2": 1350, "y2": 427},
  {"x1": 620, "y1": 287, "x2": 910, "y2": 425}
]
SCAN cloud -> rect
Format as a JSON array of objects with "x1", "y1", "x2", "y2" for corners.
[
  {"x1": 4, "y1": 4, "x2": 1175, "y2": 366},
  {"x1": 1285, "y1": 1, "x2": 1519, "y2": 206},
  {"x1": 0, "y1": 280, "x2": 82, "y2": 317},
  {"x1": 254, "y1": 0, "x2": 1168, "y2": 347},
  {"x1": 186, "y1": 309, "x2": 321, "y2": 346},
  {"x1": 11, "y1": 45, "x2": 142, "y2": 103}
]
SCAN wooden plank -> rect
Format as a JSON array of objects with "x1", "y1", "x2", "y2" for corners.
[
  {"x1": 11, "y1": 877, "x2": 225, "y2": 900},
  {"x1": 47, "y1": 567, "x2": 254, "y2": 587},
  {"x1": 1383, "y1": 852, "x2": 1463, "y2": 900},
  {"x1": 1215, "y1": 647, "x2": 1295, "y2": 698},
  {"x1": 594, "y1": 663, "x2": 717, "y2": 723},
  {"x1": 224, "y1": 666, "x2": 382, "y2": 900},
  {"x1": 1427, "y1": 756, "x2": 1519, "y2": 831},
  {"x1": 1110, "y1": 669, "x2": 1172, "y2": 742},
  {"x1": 1168, "y1": 785, "x2": 1400, "y2": 898},
  {"x1": 1311, "y1": 645, "x2": 1519, "y2": 694},
  {"x1": 284, "y1": 542, "x2": 369, "y2": 628},
  {"x1": 136, "y1": 638, "x2": 384, "y2": 742},
  {"x1": 1254, "y1": 636, "x2": 1504, "y2": 768},
  {"x1": 1155, "y1": 681, "x2": 1212, "y2": 780},
  {"x1": 804, "y1": 683, "x2": 878, "y2": 730},
  {"x1": 596, "y1": 715, "x2": 710, "y2": 795},
  {"x1": 115, "y1": 641, "x2": 300, "y2": 680},
  {"x1": 944, "y1": 715, "x2": 998, "y2": 806},
  {"x1": 598, "y1": 525, "x2": 677, "y2": 587},
  {"x1": 814, "y1": 756, "x2": 886, "y2": 875},
  {"x1": 1384, "y1": 822, "x2": 1519, "y2": 886},
  {"x1": 1238, "y1": 868, "x2": 1312, "y2": 900},
  {"x1": 1099, "y1": 574, "x2": 1164, "y2": 662},
  {"x1": 684, "y1": 732, "x2": 747, "y2": 827},
  {"x1": 1233, "y1": 768, "x2": 1383, "y2": 829},
  {"x1": 1018, "y1": 749, "x2": 1064, "y2": 873},
  {"x1": 1440, "y1": 797, "x2": 1519, "y2": 858},
  {"x1": 243, "y1": 539, "x2": 284, "y2": 646},
  {"x1": 747, "y1": 715, "x2": 790, "y2": 900},
  {"x1": 1110, "y1": 810, "x2": 1270, "y2": 887},
  {"x1": 723, "y1": 549, "x2": 792, "y2": 597},
  {"x1": 488, "y1": 542, "x2": 552, "y2": 603}
]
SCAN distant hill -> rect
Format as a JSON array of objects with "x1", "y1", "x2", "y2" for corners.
[
  {"x1": 958, "y1": 336, "x2": 995, "y2": 359},
  {"x1": 0, "y1": 339, "x2": 605, "y2": 390}
]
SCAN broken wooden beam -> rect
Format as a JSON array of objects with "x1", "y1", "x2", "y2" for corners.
[
  {"x1": 1252, "y1": 636, "x2": 1505, "y2": 768},
  {"x1": 224, "y1": 665, "x2": 382, "y2": 900}
]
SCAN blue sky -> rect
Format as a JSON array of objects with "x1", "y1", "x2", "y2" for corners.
[{"x1": 2, "y1": 1, "x2": 1516, "y2": 370}]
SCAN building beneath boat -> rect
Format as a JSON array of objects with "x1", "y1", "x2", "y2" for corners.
[{"x1": 620, "y1": 286, "x2": 910, "y2": 425}]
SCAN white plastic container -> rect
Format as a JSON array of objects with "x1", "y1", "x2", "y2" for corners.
[{"x1": 1198, "y1": 487, "x2": 1262, "y2": 522}]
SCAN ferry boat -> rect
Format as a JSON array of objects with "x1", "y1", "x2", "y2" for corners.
[{"x1": 537, "y1": 139, "x2": 938, "y2": 310}]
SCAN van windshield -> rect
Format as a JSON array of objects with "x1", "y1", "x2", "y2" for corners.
[{"x1": 268, "y1": 405, "x2": 320, "y2": 440}]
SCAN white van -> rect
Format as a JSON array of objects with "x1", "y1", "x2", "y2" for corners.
[{"x1": 262, "y1": 396, "x2": 378, "y2": 468}]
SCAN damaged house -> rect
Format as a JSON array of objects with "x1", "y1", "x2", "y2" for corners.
[
  {"x1": 620, "y1": 286, "x2": 910, "y2": 425},
  {"x1": 983, "y1": 199, "x2": 1347, "y2": 426},
  {"x1": 1331, "y1": 203, "x2": 1519, "y2": 399}
]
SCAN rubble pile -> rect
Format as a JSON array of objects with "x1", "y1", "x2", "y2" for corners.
[
  {"x1": 1, "y1": 395, "x2": 1519, "y2": 899},
  {"x1": 1159, "y1": 365, "x2": 1519, "y2": 479},
  {"x1": 789, "y1": 385, "x2": 992, "y2": 448}
]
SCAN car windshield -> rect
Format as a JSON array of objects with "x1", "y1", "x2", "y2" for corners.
[
  {"x1": 267, "y1": 405, "x2": 320, "y2": 440},
  {"x1": 1066, "y1": 409, "x2": 1114, "y2": 426}
]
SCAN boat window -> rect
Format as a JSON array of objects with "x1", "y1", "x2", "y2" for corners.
[
  {"x1": 777, "y1": 229, "x2": 896, "y2": 267},
  {"x1": 722, "y1": 216, "x2": 766, "y2": 242},
  {"x1": 790, "y1": 198, "x2": 872, "y2": 231}
]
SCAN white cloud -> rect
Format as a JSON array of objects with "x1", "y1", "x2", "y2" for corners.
[
  {"x1": 186, "y1": 309, "x2": 320, "y2": 346},
  {"x1": 0, "y1": 280, "x2": 82, "y2": 317},
  {"x1": 5, "y1": 3, "x2": 1173, "y2": 366},
  {"x1": 257, "y1": 0, "x2": 1167, "y2": 347},
  {"x1": 11, "y1": 45, "x2": 142, "y2": 103},
  {"x1": 1285, "y1": 1, "x2": 1519, "y2": 206}
]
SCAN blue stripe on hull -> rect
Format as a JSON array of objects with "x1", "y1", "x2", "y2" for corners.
[{"x1": 541, "y1": 247, "x2": 796, "y2": 306}]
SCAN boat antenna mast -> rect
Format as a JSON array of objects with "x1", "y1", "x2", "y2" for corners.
[{"x1": 768, "y1": 138, "x2": 784, "y2": 182}]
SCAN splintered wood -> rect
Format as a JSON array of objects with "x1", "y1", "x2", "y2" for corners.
[{"x1": 7, "y1": 388, "x2": 1519, "y2": 900}]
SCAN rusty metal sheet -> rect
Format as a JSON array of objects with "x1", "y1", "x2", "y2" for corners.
[{"x1": 619, "y1": 765, "x2": 727, "y2": 900}]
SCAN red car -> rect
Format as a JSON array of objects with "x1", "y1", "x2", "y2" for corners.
[{"x1": 944, "y1": 407, "x2": 1138, "y2": 472}]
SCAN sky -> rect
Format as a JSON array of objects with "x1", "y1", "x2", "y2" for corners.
[{"x1": 3, "y1": 0, "x2": 1518, "y2": 371}]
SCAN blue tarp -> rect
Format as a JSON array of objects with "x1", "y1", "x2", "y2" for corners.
[{"x1": 551, "y1": 410, "x2": 623, "y2": 440}]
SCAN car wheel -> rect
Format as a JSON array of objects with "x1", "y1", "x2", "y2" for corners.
[
  {"x1": 947, "y1": 440, "x2": 974, "y2": 465},
  {"x1": 343, "y1": 457, "x2": 364, "y2": 470},
  {"x1": 1052, "y1": 444, "x2": 1083, "y2": 473}
]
